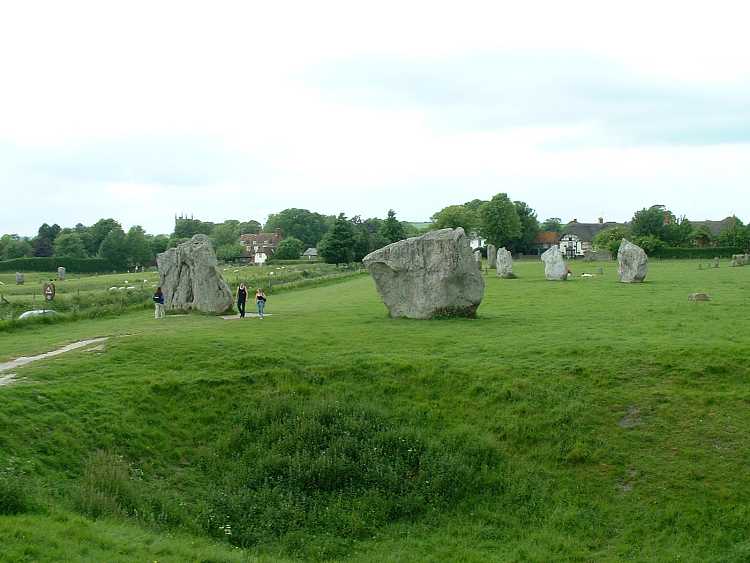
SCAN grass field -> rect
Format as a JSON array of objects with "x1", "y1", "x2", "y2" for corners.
[{"x1": 1, "y1": 259, "x2": 749, "y2": 561}]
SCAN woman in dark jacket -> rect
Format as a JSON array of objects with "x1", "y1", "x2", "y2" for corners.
[{"x1": 237, "y1": 283, "x2": 248, "y2": 318}]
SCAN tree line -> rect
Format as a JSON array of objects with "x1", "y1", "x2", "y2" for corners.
[{"x1": 2, "y1": 200, "x2": 747, "y2": 268}]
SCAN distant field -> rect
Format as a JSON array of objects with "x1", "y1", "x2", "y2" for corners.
[
  {"x1": 0, "y1": 263, "x2": 359, "y2": 322},
  {"x1": 1, "y1": 259, "x2": 749, "y2": 561}
]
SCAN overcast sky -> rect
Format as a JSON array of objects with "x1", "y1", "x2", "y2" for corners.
[{"x1": 1, "y1": 1, "x2": 749, "y2": 236}]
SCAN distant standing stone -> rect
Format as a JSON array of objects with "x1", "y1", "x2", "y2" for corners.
[
  {"x1": 713, "y1": 257, "x2": 720, "y2": 268},
  {"x1": 496, "y1": 247, "x2": 514, "y2": 278},
  {"x1": 617, "y1": 239, "x2": 648, "y2": 283},
  {"x1": 57, "y1": 267, "x2": 66, "y2": 281},
  {"x1": 363, "y1": 228, "x2": 484, "y2": 319},
  {"x1": 157, "y1": 234, "x2": 233, "y2": 314},
  {"x1": 487, "y1": 244, "x2": 497, "y2": 269},
  {"x1": 688, "y1": 293, "x2": 711, "y2": 302},
  {"x1": 15, "y1": 272, "x2": 24, "y2": 285},
  {"x1": 541, "y1": 246, "x2": 567, "y2": 281},
  {"x1": 474, "y1": 250, "x2": 482, "y2": 270}
]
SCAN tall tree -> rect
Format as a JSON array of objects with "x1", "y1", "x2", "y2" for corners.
[
  {"x1": 478, "y1": 193, "x2": 521, "y2": 249},
  {"x1": 89, "y1": 218, "x2": 122, "y2": 254},
  {"x1": 53, "y1": 232, "x2": 88, "y2": 258},
  {"x1": 717, "y1": 216, "x2": 748, "y2": 249},
  {"x1": 238, "y1": 220, "x2": 262, "y2": 235},
  {"x1": 174, "y1": 216, "x2": 213, "y2": 239},
  {"x1": 379, "y1": 209, "x2": 406, "y2": 244},
  {"x1": 319, "y1": 213, "x2": 355, "y2": 264},
  {"x1": 99, "y1": 226, "x2": 128, "y2": 268},
  {"x1": 125, "y1": 226, "x2": 154, "y2": 266},
  {"x1": 211, "y1": 221, "x2": 240, "y2": 248},
  {"x1": 431, "y1": 205, "x2": 477, "y2": 233},
  {"x1": 264, "y1": 208, "x2": 330, "y2": 247},
  {"x1": 511, "y1": 201, "x2": 540, "y2": 253},
  {"x1": 631, "y1": 206, "x2": 670, "y2": 240}
]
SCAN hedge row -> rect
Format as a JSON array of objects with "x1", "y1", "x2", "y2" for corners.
[
  {"x1": 0, "y1": 257, "x2": 118, "y2": 273},
  {"x1": 651, "y1": 246, "x2": 745, "y2": 259}
]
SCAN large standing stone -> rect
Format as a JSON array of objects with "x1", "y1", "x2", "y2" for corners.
[
  {"x1": 617, "y1": 239, "x2": 648, "y2": 283},
  {"x1": 15, "y1": 272, "x2": 24, "y2": 285},
  {"x1": 541, "y1": 246, "x2": 567, "y2": 281},
  {"x1": 57, "y1": 267, "x2": 66, "y2": 281},
  {"x1": 496, "y1": 247, "x2": 515, "y2": 278},
  {"x1": 474, "y1": 250, "x2": 482, "y2": 270},
  {"x1": 157, "y1": 234, "x2": 233, "y2": 313},
  {"x1": 487, "y1": 244, "x2": 497, "y2": 269},
  {"x1": 363, "y1": 228, "x2": 484, "y2": 319}
]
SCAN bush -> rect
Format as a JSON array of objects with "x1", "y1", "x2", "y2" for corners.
[
  {"x1": 75, "y1": 450, "x2": 141, "y2": 519},
  {"x1": 651, "y1": 246, "x2": 744, "y2": 259},
  {"x1": 0, "y1": 257, "x2": 117, "y2": 273}
]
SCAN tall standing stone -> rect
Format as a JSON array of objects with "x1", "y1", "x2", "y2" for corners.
[
  {"x1": 487, "y1": 244, "x2": 497, "y2": 269},
  {"x1": 15, "y1": 272, "x2": 24, "y2": 285},
  {"x1": 541, "y1": 246, "x2": 567, "y2": 281},
  {"x1": 617, "y1": 239, "x2": 648, "y2": 283},
  {"x1": 157, "y1": 234, "x2": 233, "y2": 313},
  {"x1": 363, "y1": 228, "x2": 484, "y2": 319},
  {"x1": 496, "y1": 247, "x2": 514, "y2": 278},
  {"x1": 57, "y1": 267, "x2": 66, "y2": 281}
]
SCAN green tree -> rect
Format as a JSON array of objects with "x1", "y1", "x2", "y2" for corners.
[
  {"x1": 125, "y1": 226, "x2": 154, "y2": 266},
  {"x1": 663, "y1": 216, "x2": 693, "y2": 247},
  {"x1": 431, "y1": 205, "x2": 477, "y2": 233},
  {"x1": 691, "y1": 226, "x2": 713, "y2": 247},
  {"x1": 99, "y1": 227, "x2": 128, "y2": 269},
  {"x1": 174, "y1": 217, "x2": 214, "y2": 239},
  {"x1": 511, "y1": 201, "x2": 540, "y2": 253},
  {"x1": 0, "y1": 235, "x2": 33, "y2": 259},
  {"x1": 264, "y1": 209, "x2": 330, "y2": 247},
  {"x1": 592, "y1": 226, "x2": 631, "y2": 257},
  {"x1": 89, "y1": 219, "x2": 122, "y2": 254},
  {"x1": 351, "y1": 216, "x2": 387, "y2": 262},
  {"x1": 149, "y1": 234, "x2": 170, "y2": 256},
  {"x1": 275, "y1": 237, "x2": 305, "y2": 260},
  {"x1": 717, "y1": 216, "x2": 748, "y2": 249},
  {"x1": 379, "y1": 209, "x2": 407, "y2": 244},
  {"x1": 211, "y1": 221, "x2": 240, "y2": 248},
  {"x1": 53, "y1": 232, "x2": 88, "y2": 258},
  {"x1": 631, "y1": 206, "x2": 669, "y2": 239},
  {"x1": 540, "y1": 218, "x2": 563, "y2": 233},
  {"x1": 319, "y1": 213, "x2": 355, "y2": 264},
  {"x1": 633, "y1": 234, "x2": 665, "y2": 255},
  {"x1": 238, "y1": 220, "x2": 262, "y2": 235},
  {"x1": 478, "y1": 193, "x2": 521, "y2": 248},
  {"x1": 215, "y1": 243, "x2": 245, "y2": 261}
]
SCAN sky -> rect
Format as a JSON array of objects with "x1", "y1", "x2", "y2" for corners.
[{"x1": 1, "y1": 1, "x2": 749, "y2": 236}]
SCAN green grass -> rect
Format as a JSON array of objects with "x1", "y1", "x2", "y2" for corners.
[{"x1": 1, "y1": 259, "x2": 749, "y2": 561}]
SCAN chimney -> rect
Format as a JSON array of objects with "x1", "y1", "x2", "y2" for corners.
[
  {"x1": 571, "y1": 218, "x2": 578, "y2": 223},
  {"x1": 598, "y1": 217, "x2": 604, "y2": 224}
]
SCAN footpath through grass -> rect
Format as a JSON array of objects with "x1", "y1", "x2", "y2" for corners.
[{"x1": 1, "y1": 259, "x2": 749, "y2": 561}]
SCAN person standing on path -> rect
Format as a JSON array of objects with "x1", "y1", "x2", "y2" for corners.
[
  {"x1": 237, "y1": 283, "x2": 248, "y2": 318},
  {"x1": 255, "y1": 288, "x2": 266, "y2": 319},
  {"x1": 153, "y1": 287, "x2": 165, "y2": 319}
]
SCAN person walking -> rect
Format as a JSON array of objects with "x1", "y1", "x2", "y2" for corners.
[
  {"x1": 237, "y1": 283, "x2": 248, "y2": 318},
  {"x1": 255, "y1": 288, "x2": 267, "y2": 319},
  {"x1": 153, "y1": 287, "x2": 165, "y2": 319}
]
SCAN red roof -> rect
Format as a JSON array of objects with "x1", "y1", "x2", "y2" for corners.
[{"x1": 534, "y1": 231, "x2": 561, "y2": 245}]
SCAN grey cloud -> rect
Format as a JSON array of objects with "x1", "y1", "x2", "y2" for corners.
[{"x1": 310, "y1": 52, "x2": 750, "y2": 145}]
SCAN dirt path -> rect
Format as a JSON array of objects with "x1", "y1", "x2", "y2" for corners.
[{"x1": 0, "y1": 337, "x2": 109, "y2": 387}]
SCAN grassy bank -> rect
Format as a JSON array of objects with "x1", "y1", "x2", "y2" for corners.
[{"x1": 1, "y1": 260, "x2": 749, "y2": 560}]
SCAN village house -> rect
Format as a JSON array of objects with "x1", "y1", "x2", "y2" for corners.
[
  {"x1": 239, "y1": 230, "x2": 283, "y2": 264},
  {"x1": 558, "y1": 218, "x2": 625, "y2": 258},
  {"x1": 531, "y1": 231, "x2": 561, "y2": 255}
]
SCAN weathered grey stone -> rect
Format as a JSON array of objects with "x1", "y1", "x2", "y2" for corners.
[
  {"x1": 363, "y1": 228, "x2": 484, "y2": 319},
  {"x1": 541, "y1": 246, "x2": 567, "y2": 281},
  {"x1": 713, "y1": 257, "x2": 720, "y2": 268},
  {"x1": 688, "y1": 293, "x2": 711, "y2": 302},
  {"x1": 57, "y1": 267, "x2": 65, "y2": 281},
  {"x1": 474, "y1": 250, "x2": 482, "y2": 270},
  {"x1": 157, "y1": 234, "x2": 233, "y2": 313},
  {"x1": 496, "y1": 247, "x2": 514, "y2": 278},
  {"x1": 617, "y1": 239, "x2": 648, "y2": 283},
  {"x1": 15, "y1": 272, "x2": 24, "y2": 285},
  {"x1": 487, "y1": 244, "x2": 497, "y2": 269}
]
